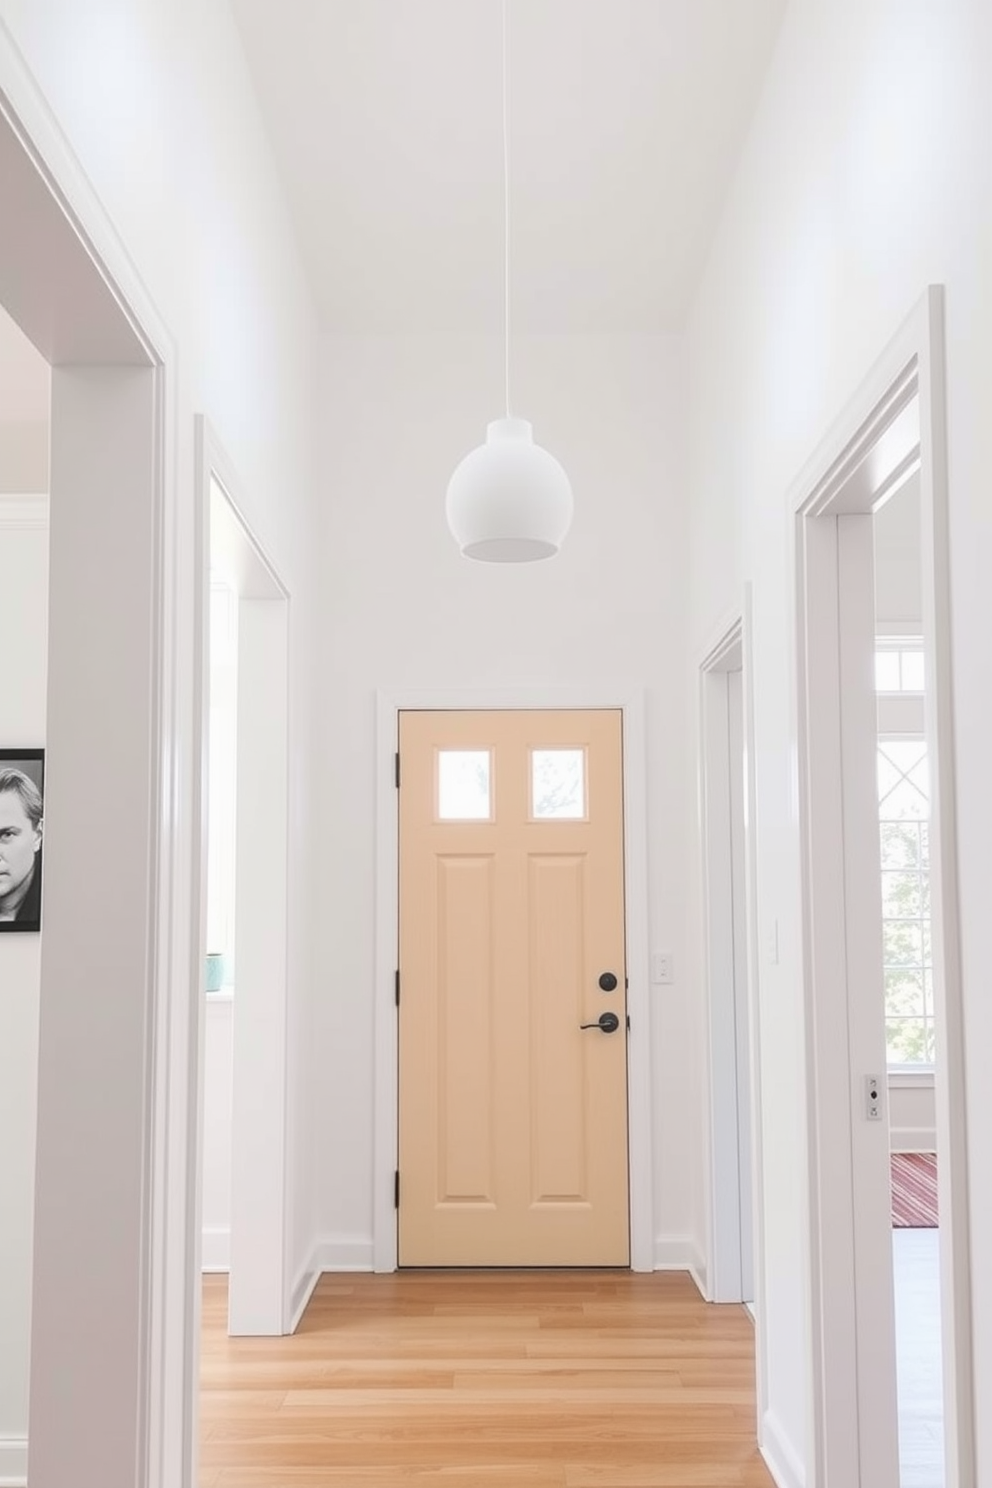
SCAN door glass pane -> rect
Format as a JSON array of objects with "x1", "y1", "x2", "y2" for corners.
[
  {"x1": 532, "y1": 749, "x2": 585, "y2": 819},
  {"x1": 438, "y1": 750, "x2": 491, "y2": 820}
]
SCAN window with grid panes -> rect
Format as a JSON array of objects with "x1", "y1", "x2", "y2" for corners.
[{"x1": 875, "y1": 639, "x2": 932, "y2": 1066}]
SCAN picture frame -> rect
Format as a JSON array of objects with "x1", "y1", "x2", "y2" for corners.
[{"x1": 0, "y1": 747, "x2": 45, "y2": 933}]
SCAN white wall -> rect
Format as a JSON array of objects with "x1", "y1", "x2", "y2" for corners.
[
  {"x1": 315, "y1": 331, "x2": 697, "y2": 1269},
  {"x1": 201, "y1": 997, "x2": 233, "y2": 1270},
  {"x1": 889, "y1": 1078, "x2": 936, "y2": 1154},
  {"x1": 686, "y1": 0, "x2": 992, "y2": 1477},
  {"x1": 0, "y1": 499, "x2": 47, "y2": 1472},
  {"x1": 874, "y1": 474, "x2": 922, "y2": 628}
]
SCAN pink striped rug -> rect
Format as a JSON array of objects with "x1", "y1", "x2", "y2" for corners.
[{"x1": 891, "y1": 1151, "x2": 938, "y2": 1228}]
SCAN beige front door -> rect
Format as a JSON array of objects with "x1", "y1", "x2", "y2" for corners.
[{"x1": 397, "y1": 709, "x2": 629, "y2": 1266}]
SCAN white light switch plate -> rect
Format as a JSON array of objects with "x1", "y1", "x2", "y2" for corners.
[{"x1": 651, "y1": 952, "x2": 673, "y2": 985}]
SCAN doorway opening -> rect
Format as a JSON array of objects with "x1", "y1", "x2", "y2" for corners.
[
  {"x1": 194, "y1": 421, "x2": 292, "y2": 1355},
  {"x1": 874, "y1": 478, "x2": 944, "y2": 1483},
  {"x1": 793, "y1": 288, "x2": 973, "y2": 1487},
  {"x1": 0, "y1": 67, "x2": 192, "y2": 1487},
  {"x1": 374, "y1": 686, "x2": 655, "y2": 1274},
  {"x1": 0, "y1": 304, "x2": 50, "y2": 1488},
  {"x1": 700, "y1": 616, "x2": 757, "y2": 1308}
]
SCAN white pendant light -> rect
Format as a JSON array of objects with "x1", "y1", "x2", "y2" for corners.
[{"x1": 445, "y1": 0, "x2": 573, "y2": 562}]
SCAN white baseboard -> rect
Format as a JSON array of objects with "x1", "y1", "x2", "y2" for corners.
[
  {"x1": 890, "y1": 1127, "x2": 937, "y2": 1153},
  {"x1": 653, "y1": 1234, "x2": 707, "y2": 1296},
  {"x1": 761, "y1": 1408, "x2": 805, "y2": 1488},
  {"x1": 201, "y1": 1224, "x2": 230, "y2": 1272},
  {"x1": 0, "y1": 493, "x2": 48, "y2": 530},
  {"x1": 287, "y1": 1233, "x2": 373, "y2": 1333},
  {"x1": 0, "y1": 1435, "x2": 28, "y2": 1487},
  {"x1": 313, "y1": 1232, "x2": 375, "y2": 1272},
  {"x1": 289, "y1": 1254, "x2": 320, "y2": 1334}
]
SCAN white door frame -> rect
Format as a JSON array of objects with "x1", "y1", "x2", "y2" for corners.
[
  {"x1": 699, "y1": 609, "x2": 762, "y2": 1301},
  {"x1": 374, "y1": 686, "x2": 654, "y2": 1273},
  {"x1": 698, "y1": 597, "x2": 768, "y2": 1442},
  {"x1": 791, "y1": 286, "x2": 974, "y2": 1486},
  {"x1": 1, "y1": 32, "x2": 195, "y2": 1488},
  {"x1": 194, "y1": 419, "x2": 291, "y2": 1338}
]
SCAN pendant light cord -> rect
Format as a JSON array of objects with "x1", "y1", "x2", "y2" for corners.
[{"x1": 502, "y1": 0, "x2": 511, "y2": 419}]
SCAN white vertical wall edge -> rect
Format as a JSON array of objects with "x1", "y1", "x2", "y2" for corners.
[
  {"x1": 698, "y1": 614, "x2": 744, "y2": 1304},
  {"x1": 0, "y1": 24, "x2": 189, "y2": 1488},
  {"x1": 374, "y1": 684, "x2": 655, "y2": 1273},
  {"x1": 741, "y1": 584, "x2": 770, "y2": 1437}
]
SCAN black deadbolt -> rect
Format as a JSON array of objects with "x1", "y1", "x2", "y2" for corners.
[{"x1": 598, "y1": 971, "x2": 618, "y2": 992}]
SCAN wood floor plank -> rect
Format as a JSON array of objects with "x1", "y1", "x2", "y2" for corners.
[{"x1": 200, "y1": 1271, "x2": 774, "y2": 1486}]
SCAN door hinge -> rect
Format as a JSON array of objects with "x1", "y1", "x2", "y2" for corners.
[
  {"x1": 395, "y1": 969, "x2": 400, "y2": 1007},
  {"x1": 394, "y1": 1170, "x2": 400, "y2": 1208},
  {"x1": 395, "y1": 751, "x2": 401, "y2": 788},
  {"x1": 626, "y1": 1014, "x2": 631, "y2": 1032}
]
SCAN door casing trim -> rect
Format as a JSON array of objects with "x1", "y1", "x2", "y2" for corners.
[
  {"x1": 0, "y1": 26, "x2": 192, "y2": 1488},
  {"x1": 697, "y1": 596, "x2": 767, "y2": 1444},
  {"x1": 374, "y1": 686, "x2": 654, "y2": 1273},
  {"x1": 790, "y1": 285, "x2": 974, "y2": 1485}
]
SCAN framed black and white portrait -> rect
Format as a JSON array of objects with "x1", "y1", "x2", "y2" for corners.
[{"x1": 0, "y1": 748, "x2": 44, "y2": 933}]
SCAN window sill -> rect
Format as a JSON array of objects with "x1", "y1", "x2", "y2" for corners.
[
  {"x1": 888, "y1": 1067, "x2": 935, "y2": 1088},
  {"x1": 206, "y1": 988, "x2": 234, "y2": 1004}
]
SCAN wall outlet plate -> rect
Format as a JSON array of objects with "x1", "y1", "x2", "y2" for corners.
[{"x1": 651, "y1": 952, "x2": 673, "y2": 985}]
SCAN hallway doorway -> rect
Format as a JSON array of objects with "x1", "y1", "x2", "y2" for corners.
[
  {"x1": 793, "y1": 289, "x2": 973, "y2": 1487},
  {"x1": 700, "y1": 618, "x2": 758, "y2": 1309},
  {"x1": 195, "y1": 427, "x2": 292, "y2": 1340},
  {"x1": 0, "y1": 76, "x2": 186, "y2": 1487},
  {"x1": 374, "y1": 687, "x2": 655, "y2": 1274}
]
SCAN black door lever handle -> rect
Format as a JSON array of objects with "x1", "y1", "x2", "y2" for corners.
[{"x1": 580, "y1": 1012, "x2": 620, "y2": 1034}]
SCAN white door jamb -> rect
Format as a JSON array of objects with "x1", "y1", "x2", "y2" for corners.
[
  {"x1": 374, "y1": 686, "x2": 654, "y2": 1274},
  {"x1": 790, "y1": 286, "x2": 974, "y2": 1488}
]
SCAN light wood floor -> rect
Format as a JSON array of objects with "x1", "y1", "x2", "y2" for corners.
[{"x1": 200, "y1": 1269, "x2": 775, "y2": 1487}]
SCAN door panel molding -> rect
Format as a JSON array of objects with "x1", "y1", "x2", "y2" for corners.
[{"x1": 375, "y1": 686, "x2": 654, "y2": 1273}]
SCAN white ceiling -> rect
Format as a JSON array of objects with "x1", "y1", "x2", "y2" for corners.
[{"x1": 231, "y1": 0, "x2": 787, "y2": 335}]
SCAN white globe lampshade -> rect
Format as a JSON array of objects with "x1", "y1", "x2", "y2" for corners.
[{"x1": 446, "y1": 416, "x2": 573, "y2": 562}]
